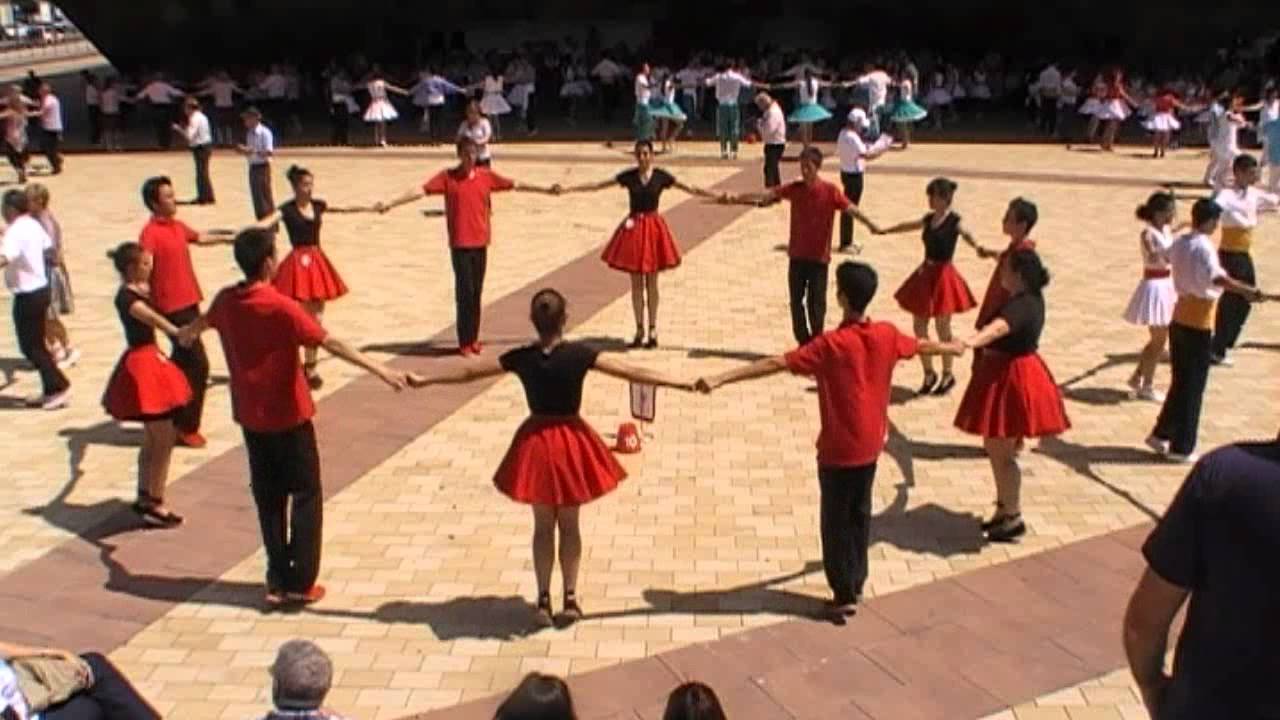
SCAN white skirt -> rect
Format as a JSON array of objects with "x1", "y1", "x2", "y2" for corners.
[
  {"x1": 364, "y1": 99, "x2": 399, "y2": 122},
  {"x1": 1123, "y1": 277, "x2": 1176, "y2": 327},
  {"x1": 970, "y1": 85, "x2": 992, "y2": 100},
  {"x1": 1079, "y1": 98, "x2": 1102, "y2": 116},
  {"x1": 507, "y1": 83, "x2": 534, "y2": 107},
  {"x1": 480, "y1": 93, "x2": 512, "y2": 115},
  {"x1": 925, "y1": 88, "x2": 952, "y2": 107},
  {"x1": 560, "y1": 80, "x2": 593, "y2": 98},
  {"x1": 1097, "y1": 99, "x2": 1129, "y2": 121},
  {"x1": 1144, "y1": 112, "x2": 1181, "y2": 132}
]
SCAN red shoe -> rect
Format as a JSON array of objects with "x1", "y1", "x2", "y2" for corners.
[
  {"x1": 469, "y1": 341, "x2": 483, "y2": 355},
  {"x1": 178, "y1": 432, "x2": 207, "y2": 449},
  {"x1": 459, "y1": 344, "x2": 475, "y2": 357},
  {"x1": 285, "y1": 584, "x2": 326, "y2": 605}
]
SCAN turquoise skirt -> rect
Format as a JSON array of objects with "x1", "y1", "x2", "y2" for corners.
[
  {"x1": 788, "y1": 102, "x2": 833, "y2": 123},
  {"x1": 634, "y1": 102, "x2": 656, "y2": 140},
  {"x1": 890, "y1": 99, "x2": 928, "y2": 123},
  {"x1": 649, "y1": 98, "x2": 687, "y2": 121}
]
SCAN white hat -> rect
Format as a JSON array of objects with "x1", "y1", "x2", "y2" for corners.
[{"x1": 847, "y1": 108, "x2": 870, "y2": 128}]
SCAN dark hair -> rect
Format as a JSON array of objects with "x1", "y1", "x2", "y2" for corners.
[
  {"x1": 141, "y1": 176, "x2": 172, "y2": 212},
  {"x1": 799, "y1": 146, "x2": 824, "y2": 165},
  {"x1": 925, "y1": 177, "x2": 958, "y2": 202},
  {"x1": 835, "y1": 261, "x2": 877, "y2": 314},
  {"x1": 494, "y1": 673, "x2": 577, "y2": 720},
  {"x1": 1190, "y1": 197, "x2": 1223, "y2": 227},
  {"x1": 1233, "y1": 153, "x2": 1259, "y2": 172},
  {"x1": 1135, "y1": 191, "x2": 1175, "y2": 223},
  {"x1": 456, "y1": 136, "x2": 478, "y2": 154},
  {"x1": 1, "y1": 188, "x2": 28, "y2": 215},
  {"x1": 286, "y1": 164, "x2": 312, "y2": 186},
  {"x1": 1008, "y1": 248, "x2": 1050, "y2": 294},
  {"x1": 530, "y1": 288, "x2": 567, "y2": 339},
  {"x1": 1005, "y1": 197, "x2": 1038, "y2": 233},
  {"x1": 107, "y1": 241, "x2": 144, "y2": 276},
  {"x1": 233, "y1": 228, "x2": 276, "y2": 278},
  {"x1": 662, "y1": 682, "x2": 727, "y2": 720},
  {"x1": 634, "y1": 139, "x2": 655, "y2": 154}
]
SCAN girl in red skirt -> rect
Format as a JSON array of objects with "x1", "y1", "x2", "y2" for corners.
[
  {"x1": 243, "y1": 164, "x2": 375, "y2": 389},
  {"x1": 868, "y1": 177, "x2": 983, "y2": 395},
  {"x1": 408, "y1": 288, "x2": 692, "y2": 626},
  {"x1": 560, "y1": 139, "x2": 721, "y2": 348},
  {"x1": 955, "y1": 249, "x2": 1069, "y2": 542},
  {"x1": 102, "y1": 242, "x2": 193, "y2": 527}
]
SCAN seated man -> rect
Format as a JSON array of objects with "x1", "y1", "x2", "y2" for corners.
[
  {"x1": 0, "y1": 641, "x2": 160, "y2": 719},
  {"x1": 258, "y1": 640, "x2": 353, "y2": 720}
]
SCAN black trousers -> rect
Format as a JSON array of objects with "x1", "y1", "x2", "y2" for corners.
[
  {"x1": 163, "y1": 305, "x2": 208, "y2": 435},
  {"x1": 191, "y1": 144, "x2": 214, "y2": 203},
  {"x1": 818, "y1": 463, "x2": 877, "y2": 604},
  {"x1": 1153, "y1": 323, "x2": 1213, "y2": 456},
  {"x1": 1037, "y1": 95, "x2": 1059, "y2": 135},
  {"x1": 13, "y1": 286, "x2": 69, "y2": 396},
  {"x1": 39, "y1": 128, "x2": 61, "y2": 173},
  {"x1": 838, "y1": 171, "x2": 865, "y2": 248},
  {"x1": 4, "y1": 139, "x2": 27, "y2": 176},
  {"x1": 451, "y1": 247, "x2": 488, "y2": 346},
  {"x1": 330, "y1": 103, "x2": 350, "y2": 145},
  {"x1": 43, "y1": 652, "x2": 161, "y2": 720},
  {"x1": 245, "y1": 421, "x2": 323, "y2": 593},
  {"x1": 86, "y1": 105, "x2": 101, "y2": 145},
  {"x1": 249, "y1": 163, "x2": 274, "y2": 220},
  {"x1": 787, "y1": 258, "x2": 828, "y2": 346},
  {"x1": 763, "y1": 143, "x2": 785, "y2": 188},
  {"x1": 1211, "y1": 251, "x2": 1254, "y2": 358},
  {"x1": 151, "y1": 104, "x2": 173, "y2": 148}
]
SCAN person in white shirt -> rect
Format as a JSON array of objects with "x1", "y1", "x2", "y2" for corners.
[
  {"x1": 0, "y1": 189, "x2": 70, "y2": 409},
  {"x1": 237, "y1": 107, "x2": 275, "y2": 219},
  {"x1": 1203, "y1": 92, "x2": 1248, "y2": 190},
  {"x1": 633, "y1": 62, "x2": 655, "y2": 141},
  {"x1": 1036, "y1": 63, "x2": 1062, "y2": 135},
  {"x1": 174, "y1": 96, "x2": 215, "y2": 204},
  {"x1": 591, "y1": 54, "x2": 625, "y2": 122},
  {"x1": 410, "y1": 67, "x2": 466, "y2": 143},
  {"x1": 198, "y1": 70, "x2": 244, "y2": 146},
  {"x1": 81, "y1": 69, "x2": 101, "y2": 145},
  {"x1": 98, "y1": 76, "x2": 129, "y2": 151},
  {"x1": 35, "y1": 82, "x2": 62, "y2": 175},
  {"x1": 258, "y1": 64, "x2": 288, "y2": 133},
  {"x1": 1209, "y1": 155, "x2": 1279, "y2": 365},
  {"x1": 754, "y1": 92, "x2": 786, "y2": 187},
  {"x1": 674, "y1": 61, "x2": 706, "y2": 127},
  {"x1": 135, "y1": 73, "x2": 185, "y2": 148},
  {"x1": 836, "y1": 109, "x2": 889, "y2": 253},
  {"x1": 705, "y1": 63, "x2": 752, "y2": 159},
  {"x1": 326, "y1": 66, "x2": 357, "y2": 146},
  {"x1": 457, "y1": 99, "x2": 494, "y2": 166}
]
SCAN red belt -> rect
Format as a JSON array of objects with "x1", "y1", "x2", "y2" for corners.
[{"x1": 1143, "y1": 268, "x2": 1171, "y2": 279}]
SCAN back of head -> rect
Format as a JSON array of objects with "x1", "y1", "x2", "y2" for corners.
[
  {"x1": 1007, "y1": 197, "x2": 1038, "y2": 233},
  {"x1": 233, "y1": 228, "x2": 276, "y2": 279},
  {"x1": 494, "y1": 673, "x2": 577, "y2": 720},
  {"x1": 1233, "y1": 153, "x2": 1258, "y2": 173},
  {"x1": 835, "y1": 261, "x2": 878, "y2": 314},
  {"x1": 2, "y1": 188, "x2": 29, "y2": 216},
  {"x1": 107, "y1": 241, "x2": 143, "y2": 277},
  {"x1": 24, "y1": 182, "x2": 49, "y2": 208},
  {"x1": 530, "y1": 288, "x2": 567, "y2": 339},
  {"x1": 1191, "y1": 197, "x2": 1222, "y2": 228},
  {"x1": 1135, "y1": 190, "x2": 1175, "y2": 223},
  {"x1": 1009, "y1": 248, "x2": 1051, "y2": 294},
  {"x1": 662, "y1": 682, "x2": 727, "y2": 720},
  {"x1": 271, "y1": 639, "x2": 333, "y2": 711}
]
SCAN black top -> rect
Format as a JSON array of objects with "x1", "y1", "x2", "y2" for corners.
[
  {"x1": 616, "y1": 168, "x2": 675, "y2": 214},
  {"x1": 1142, "y1": 441, "x2": 1280, "y2": 720},
  {"x1": 280, "y1": 199, "x2": 327, "y2": 248},
  {"x1": 115, "y1": 287, "x2": 158, "y2": 348},
  {"x1": 989, "y1": 292, "x2": 1043, "y2": 355},
  {"x1": 921, "y1": 211, "x2": 962, "y2": 263},
  {"x1": 500, "y1": 341, "x2": 600, "y2": 415}
]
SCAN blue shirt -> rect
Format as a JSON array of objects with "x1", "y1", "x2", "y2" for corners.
[{"x1": 1262, "y1": 119, "x2": 1280, "y2": 165}]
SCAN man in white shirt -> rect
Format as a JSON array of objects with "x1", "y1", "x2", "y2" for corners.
[
  {"x1": 136, "y1": 73, "x2": 185, "y2": 148},
  {"x1": 1036, "y1": 63, "x2": 1062, "y2": 135},
  {"x1": 237, "y1": 107, "x2": 275, "y2": 219},
  {"x1": 1203, "y1": 93, "x2": 1247, "y2": 190},
  {"x1": 706, "y1": 64, "x2": 752, "y2": 159},
  {"x1": 754, "y1": 92, "x2": 786, "y2": 187},
  {"x1": 835, "y1": 109, "x2": 889, "y2": 253},
  {"x1": 174, "y1": 96, "x2": 215, "y2": 204},
  {"x1": 36, "y1": 82, "x2": 62, "y2": 174},
  {"x1": 857, "y1": 64, "x2": 893, "y2": 116},
  {"x1": 258, "y1": 64, "x2": 288, "y2": 133},
  {"x1": 674, "y1": 61, "x2": 705, "y2": 127},
  {"x1": 0, "y1": 189, "x2": 70, "y2": 409},
  {"x1": 591, "y1": 54, "x2": 625, "y2": 122},
  {"x1": 81, "y1": 69, "x2": 101, "y2": 145}
]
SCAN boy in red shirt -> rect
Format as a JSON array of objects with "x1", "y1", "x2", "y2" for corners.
[
  {"x1": 727, "y1": 147, "x2": 879, "y2": 345},
  {"x1": 179, "y1": 229, "x2": 406, "y2": 605},
  {"x1": 974, "y1": 197, "x2": 1038, "y2": 329},
  {"x1": 376, "y1": 137, "x2": 557, "y2": 355},
  {"x1": 697, "y1": 261, "x2": 961, "y2": 616}
]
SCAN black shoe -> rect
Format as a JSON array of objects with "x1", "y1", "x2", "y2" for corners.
[
  {"x1": 645, "y1": 333, "x2": 658, "y2": 349},
  {"x1": 629, "y1": 330, "x2": 645, "y2": 349},
  {"x1": 980, "y1": 505, "x2": 1007, "y2": 531},
  {"x1": 918, "y1": 371, "x2": 939, "y2": 395},
  {"x1": 933, "y1": 373, "x2": 956, "y2": 396},
  {"x1": 533, "y1": 592, "x2": 553, "y2": 628},
  {"x1": 985, "y1": 514, "x2": 1026, "y2": 543}
]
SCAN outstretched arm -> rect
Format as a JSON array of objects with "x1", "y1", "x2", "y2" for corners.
[
  {"x1": 696, "y1": 355, "x2": 788, "y2": 392},
  {"x1": 407, "y1": 357, "x2": 505, "y2": 387},
  {"x1": 193, "y1": 229, "x2": 236, "y2": 245},
  {"x1": 874, "y1": 217, "x2": 926, "y2": 235},
  {"x1": 512, "y1": 179, "x2": 560, "y2": 195},
  {"x1": 378, "y1": 186, "x2": 426, "y2": 213},
  {"x1": 242, "y1": 210, "x2": 283, "y2": 232},
  {"x1": 918, "y1": 338, "x2": 966, "y2": 356},
  {"x1": 385, "y1": 82, "x2": 412, "y2": 96},
  {"x1": 128, "y1": 298, "x2": 183, "y2": 337},
  {"x1": 560, "y1": 177, "x2": 617, "y2": 194},
  {"x1": 593, "y1": 354, "x2": 694, "y2": 390},
  {"x1": 321, "y1": 336, "x2": 407, "y2": 390},
  {"x1": 957, "y1": 221, "x2": 993, "y2": 257},
  {"x1": 841, "y1": 205, "x2": 880, "y2": 233},
  {"x1": 961, "y1": 318, "x2": 1011, "y2": 349},
  {"x1": 671, "y1": 179, "x2": 721, "y2": 200}
]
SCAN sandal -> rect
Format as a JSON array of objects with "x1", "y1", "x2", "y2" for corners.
[
  {"x1": 534, "y1": 592, "x2": 554, "y2": 628},
  {"x1": 561, "y1": 590, "x2": 583, "y2": 624},
  {"x1": 132, "y1": 494, "x2": 184, "y2": 528},
  {"x1": 644, "y1": 330, "x2": 659, "y2": 350}
]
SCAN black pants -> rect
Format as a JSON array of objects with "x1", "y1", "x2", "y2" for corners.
[
  {"x1": 838, "y1": 171, "x2": 865, "y2": 249},
  {"x1": 330, "y1": 103, "x2": 350, "y2": 145},
  {"x1": 1153, "y1": 323, "x2": 1213, "y2": 456},
  {"x1": 86, "y1": 105, "x2": 101, "y2": 145},
  {"x1": 191, "y1": 144, "x2": 214, "y2": 203},
  {"x1": 245, "y1": 421, "x2": 323, "y2": 593},
  {"x1": 818, "y1": 463, "x2": 877, "y2": 604},
  {"x1": 43, "y1": 652, "x2": 161, "y2": 720},
  {"x1": 151, "y1": 104, "x2": 172, "y2": 148},
  {"x1": 4, "y1": 139, "x2": 27, "y2": 176},
  {"x1": 163, "y1": 305, "x2": 208, "y2": 435},
  {"x1": 13, "y1": 286, "x2": 69, "y2": 397},
  {"x1": 1211, "y1": 251, "x2": 1254, "y2": 358},
  {"x1": 249, "y1": 163, "x2": 274, "y2": 220},
  {"x1": 451, "y1": 247, "x2": 488, "y2": 346},
  {"x1": 40, "y1": 128, "x2": 61, "y2": 173},
  {"x1": 1037, "y1": 95, "x2": 1059, "y2": 135},
  {"x1": 763, "y1": 143, "x2": 785, "y2": 188},
  {"x1": 787, "y1": 258, "x2": 828, "y2": 346}
]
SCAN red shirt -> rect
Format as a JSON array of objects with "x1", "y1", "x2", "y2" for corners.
[
  {"x1": 784, "y1": 318, "x2": 919, "y2": 467},
  {"x1": 138, "y1": 216, "x2": 201, "y2": 314},
  {"x1": 206, "y1": 282, "x2": 328, "y2": 433},
  {"x1": 1155, "y1": 92, "x2": 1177, "y2": 113},
  {"x1": 976, "y1": 238, "x2": 1036, "y2": 328},
  {"x1": 776, "y1": 179, "x2": 851, "y2": 264},
  {"x1": 422, "y1": 166, "x2": 516, "y2": 249}
]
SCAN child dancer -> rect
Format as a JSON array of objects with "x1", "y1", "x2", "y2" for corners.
[
  {"x1": 457, "y1": 100, "x2": 494, "y2": 166},
  {"x1": 560, "y1": 58, "x2": 592, "y2": 125},
  {"x1": 560, "y1": 139, "x2": 720, "y2": 348},
  {"x1": 1123, "y1": 192, "x2": 1178, "y2": 401},
  {"x1": 774, "y1": 69, "x2": 834, "y2": 150},
  {"x1": 242, "y1": 165, "x2": 376, "y2": 389},
  {"x1": 869, "y1": 178, "x2": 982, "y2": 395},
  {"x1": 1210, "y1": 154, "x2": 1279, "y2": 366},
  {"x1": 1144, "y1": 87, "x2": 1195, "y2": 158},
  {"x1": 28, "y1": 184, "x2": 78, "y2": 368},
  {"x1": 1079, "y1": 74, "x2": 1106, "y2": 144},
  {"x1": 1097, "y1": 69, "x2": 1136, "y2": 151},
  {"x1": 633, "y1": 62, "x2": 656, "y2": 142},
  {"x1": 649, "y1": 72, "x2": 687, "y2": 154},
  {"x1": 102, "y1": 242, "x2": 192, "y2": 527},
  {"x1": 407, "y1": 288, "x2": 692, "y2": 626},
  {"x1": 480, "y1": 69, "x2": 512, "y2": 139},
  {"x1": 1, "y1": 88, "x2": 31, "y2": 182},
  {"x1": 363, "y1": 68, "x2": 409, "y2": 147},
  {"x1": 887, "y1": 73, "x2": 928, "y2": 148},
  {"x1": 925, "y1": 70, "x2": 951, "y2": 129},
  {"x1": 1204, "y1": 92, "x2": 1248, "y2": 190},
  {"x1": 410, "y1": 68, "x2": 465, "y2": 145}
]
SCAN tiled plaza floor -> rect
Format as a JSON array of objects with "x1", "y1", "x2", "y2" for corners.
[{"x1": 0, "y1": 141, "x2": 1275, "y2": 719}]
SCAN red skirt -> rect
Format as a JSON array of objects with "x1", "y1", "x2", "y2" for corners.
[
  {"x1": 894, "y1": 261, "x2": 977, "y2": 318},
  {"x1": 954, "y1": 351, "x2": 1071, "y2": 438},
  {"x1": 493, "y1": 416, "x2": 628, "y2": 506},
  {"x1": 101, "y1": 345, "x2": 193, "y2": 421},
  {"x1": 274, "y1": 246, "x2": 348, "y2": 302},
  {"x1": 600, "y1": 213, "x2": 681, "y2": 274}
]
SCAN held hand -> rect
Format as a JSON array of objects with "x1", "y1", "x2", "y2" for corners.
[
  {"x1": 176, "y1": 324, "x2": 197, "y2": 348},
  {"x1": 377, "y1": 366, "x2": 407, "y2": 391},
  {"x1": 549, "y1": 183, "x2": 564, "y2": 196},
  {"x1": 405, "y1": 372, "x2": 430, "y2": 389},
  {"x1": 694, "y1": 377, "x2": 716, "y2": 394},
  {"x1": 373, "y1": 201, "x2": 389, "y2": 214}
]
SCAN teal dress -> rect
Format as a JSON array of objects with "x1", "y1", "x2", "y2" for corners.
[{"x1": 890, "y1": 81, "x2": 928, "y2": 124}]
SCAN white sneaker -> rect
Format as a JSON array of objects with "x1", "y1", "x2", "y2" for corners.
[
  {"x1": 41, "y1": 389, "x2": 70, "y2": 410},
  {"x1": 1166, "y1": 452, "x2": 1200, "y2": 465},
  {"x1": 1210, "y1": 354, "x2": 1234, "y2": 367},
  {"x1": 1135, "y1": 386, "x2": 1165, "y2": 402},
  {"x1": 1144, "y1": 434, "x2": 1170, "y2": 456},
  {"x1": 56, "y1": 348, "x2": 80, "y2": 369}
]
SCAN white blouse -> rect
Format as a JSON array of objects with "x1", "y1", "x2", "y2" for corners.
[{"x1": 1140, "y1": 224, "x2": 1174, "y2": 269}]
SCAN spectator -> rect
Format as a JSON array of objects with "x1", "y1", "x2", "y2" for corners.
[
  {"x1": 257, "y1": 640, "x2": 351, "y2": 720},
  {"x1": 1123, "y1": 436, "x2": 1280, "y2": 719},
  {"x1": 494, "y1": 673, "x2": 577, "y2": 720},
  {"x1": 0, "y1": 641, "x2": 160, "y2": 719},
  {"x1": 662, "y1": 682, "x2": 727, "y2": 720}
]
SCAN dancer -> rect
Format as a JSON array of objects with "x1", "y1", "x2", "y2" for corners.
[
  {"x1": 327, "y1": 66, "x2": 357, "y2": 146},
  {"x1": 407, "y1": 288, "x2": 692, "y2": 625},
  {"x1": 35, "y1": 82, "x2": 62, "y2": 175},
  {"x1": 1263, "y1": 102, "x2": 1280, "y2": 194},
  {"x1": 955, "y1": 249, "x2": 1070, "y2": 542},
  {"x1": 363, "y1": 69, "x2": 408, "y2": 147},
  {"x1": 774, "y1": 69, "x2": 834, "y2": 150},
  {"x1": 924, "y1": 69, "x2": 951, "y2": 129},
  {"x1": 706, "y1": 63, "x2": 752, "y2": 159},
  {"x1": 99, "y1": 76, "x2": 126, "y2": 151},
  {"x1": 1149, "y1": 199, "x2": 1270, "y2": 463},
  {"x1": 888, "y1": 72, "x2": 928, "y2": 148},
  {"x1": 1210, "y1": 154, "x2": 1279, "y2": 366},
  {"x1": 975, "y1": 198, "x2": 1037, "y2": 331},
  {"x1": 869, "y1": 177, "x2": 981, "y2": 395},
  {"x1": 0, "y1": 88, "x2": 30, "y2": 183},
  {"x1": 697, "y1": 261, "x2": 961, "y2": 615},
  {"x1": 236, "y1": 106, "x2": 275, "y2": 219},
  {"x1": 173, "y1": 96, "x2": 215, "y2": 204},
  {"x1": 650, "y1": 72, "x2": 687, "y2": 154},
  {"x1": 1203, "y1": 92, "x2": 1248, "y2": 191},
  {"x1": 1078, "y1": 74, "x2": 1107, "y2": 144},
  {"x1": 410, "y1": 68, "x2": 465, "y2": 145},
  {"x1": 28, "y1": 184, "x2": 78, "y2": 369},
  {"x1": 375, "y1": 137, "x2": 557, "y2": 354},
  {"x1": 560, "y1": 139, "x2": 721, "y2": 348},
  {"x1": 102, "y1": 242, "x2": 191, "y2": 527},
  {"x1": 138, "y1": 176, "x2": 234, "y2": 447},
  {"x1": 457, "y1": 99, "x2": 494, "y2": 166},
  {"x1": 1144, "y1": 87, "x2": 1195, "y2": 158},
  {"x1": 1123, "y1": 192, "x2": 1179, "y2": 401},
  {"x1": 479, "y1": 68, "x2": 512, "y2": 139},
  {"x1": 836, "y1": 109, "x2": 890, "y2": 254},
  {"x1": 179, "y1": 229, "x2": 405, "y2": 606},
  {"x1": 242, "y1": 165, "x2": 376, "y2": 389},
  {"x1": 633, "y1": 62, "x2": 655, "y2": 142},
  {"x1": 197, "y1": 70, "x2": 244, "y2": 146},
  {"x1": 135, "y1": 73, "x2": 185, "y2": 149},
  {"x1": 1097, "y1": 69, "x2": 1136, "y2": 151},
  {"x1": 754, "y1": 91, "x2": 786, "y2": 187}
]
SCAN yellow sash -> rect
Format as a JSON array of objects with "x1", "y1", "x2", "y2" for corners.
[
  {"x1": 1220, "y1": 226, "x2": 1253, "y2": 253},
  {"x1": 1172, "y1": 295, "x2": 1216, "y2": 331}
]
